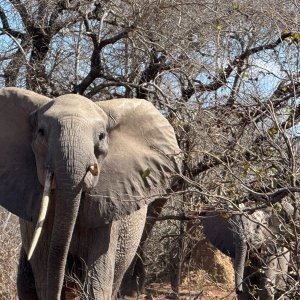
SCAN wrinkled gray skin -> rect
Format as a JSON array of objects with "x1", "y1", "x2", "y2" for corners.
[
  {"x1": 202, "y1": 205, "x2": 292, "y2": 300},
  {"x1": 0, "y1": 88, "x2": 180, "y2": 300},
  {"x1": 120, "y1": 198, "x2": 167, "y2": 297}
]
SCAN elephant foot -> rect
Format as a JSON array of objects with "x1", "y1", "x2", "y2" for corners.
[
  {"x1": 119, "y1": 275, "x2": 144, "y2": 298},
  {"x1": 17, "y1": 247, "x2": 38, "y2": 300}
]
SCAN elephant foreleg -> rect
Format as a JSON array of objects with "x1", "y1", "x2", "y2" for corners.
[
  {"x1": 73, "y1": 223, "x2": 117, "y2": 300},
  {"x1": 17, "y1": 247, "x2": 38, "y2": 300},
  {"x1": 113, "y1": 206, "x2": 148, "y2": 299},
  {"x1": 259, "y1": 254, "x2": 278, "y2": 300},
  {"x1": 64, "y1": 206, "x2": 148, "y2": 300},
  {"x1": 259, "y1": 248, "x2": 290, "y2": 300},
  {"x1": 120, "y1": 198, "x2": 166, "y2": 297}
]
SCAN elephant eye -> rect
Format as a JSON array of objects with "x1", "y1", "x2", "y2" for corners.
[
  {"x1": 38, "y1": 128, "x2": 45, "y2": 137},
  {"x1": 98, "y1": 132, "x2": 106, "y2": 141}
]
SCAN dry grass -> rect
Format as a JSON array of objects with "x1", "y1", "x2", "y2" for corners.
[{"x1": 0, "y1": 207, "x2": 21, "y2": 300}]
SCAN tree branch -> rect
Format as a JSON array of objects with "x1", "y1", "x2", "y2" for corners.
[
  {"x1": 73, "y1": 22, "x2": 134, "y2": 95},
  {"x1": 0, "y1": 7, "x2": 25, "y2": 39},
  {"x1": 10, "y1": 0, "x2": 32, "y2": 29},
  {"x1": 194, "y1": 32, "x2": 292, "y2": 93}
]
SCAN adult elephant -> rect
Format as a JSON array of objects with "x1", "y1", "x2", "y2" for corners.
[
  {"x1": 0, "y1": 88, "x2": 181, "y2": 300},
  {"x1": 202, "y1": 204, "x2": 293, "y2": 300}
]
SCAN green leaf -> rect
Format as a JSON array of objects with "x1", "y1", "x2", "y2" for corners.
[
  {"x1": 219, "y1": 212, "x2": 230, "y2": 219},
  {"x1": 268, "y1": 127, "x2": 278, "y2": 138},
  {"x1": 233, "y1": 3, "x2": 239, "y2": 9},
  {"x1": 286, "y1": 107, "x2": 295, "y2": 115},
  {"x1": 285, "y1": 37, "x2": 292, "y2": 43},
  {"x1": 273, "y1": 203, "x2": 282, "y2": 214},
  {"x1": 242, "y1": 73, "x2": 249, "y2": 78},
  {"x1": 243, "y1": 162, "x2": 250, "y2": 170},
  {"x1": 292, "y1": 33, "x2": 300, "y2": 40},
  {"x1": 216, "y1": 25, "x2": 222, "y2": 31},
  {"x1": 241, "y1": 162, "x2": 250, "y2": 178},
  {"x1": 141, "y1": 168, "x2": 151, "y2": 178},
  {"x1": 285, "y1": 227, "x2": 294, "y2": 237},
  {"x1": 174, "y1": 119, "x2": 183, "y2": 128},
  {"x1": 255, "y1": 168, "x2": 265, "y2": 177}
]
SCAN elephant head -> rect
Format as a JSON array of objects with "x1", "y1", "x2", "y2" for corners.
[{"x1": 0, "y1": 87, "x2": 181, "y2": 300}]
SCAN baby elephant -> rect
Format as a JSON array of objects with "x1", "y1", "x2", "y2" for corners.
[{"x1": 202, "y1": 204, "x2": 292, "y2": 300}]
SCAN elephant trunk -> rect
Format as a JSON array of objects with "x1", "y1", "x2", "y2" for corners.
[
  {"x1": 233, "y1": 215, "x2": 247, "y2": 294},
  {"x1": 46, "y1": 123, "x2": 91, "y2": 300},
  {"x1": 46, "y1": 184, "x2": 81, "y2": 300}
]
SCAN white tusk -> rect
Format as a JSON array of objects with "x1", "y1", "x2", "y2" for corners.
[
  {"x1": 28, "y1": 170, "x2": 53, "y2": 260},
  {"x1": 89, "y1": 163, "x2": 99, "y2": 176}
]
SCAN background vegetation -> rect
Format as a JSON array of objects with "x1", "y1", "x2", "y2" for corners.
[{"x1": 1, "y1": 0, "x2": 300, "y2": 298}]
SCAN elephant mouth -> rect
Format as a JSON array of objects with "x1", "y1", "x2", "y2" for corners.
[{"x1": 27, "y1": 163, "x2": 100, "y2": 260}]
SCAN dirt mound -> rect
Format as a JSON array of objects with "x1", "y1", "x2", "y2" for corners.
[{"x1": 190, "y1": 238, "x2": 234, "y2": 285}]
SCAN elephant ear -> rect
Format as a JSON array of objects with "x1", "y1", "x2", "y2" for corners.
[
  {"x1": 0, "y1": 88, "x2": 50, "y2": 222},
  {"x1": 85, "y1": 98, "x2": 181, "y2": 224},
  {"x1": 202, "y1": 213, "x2": 236, "y2": 257}
]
